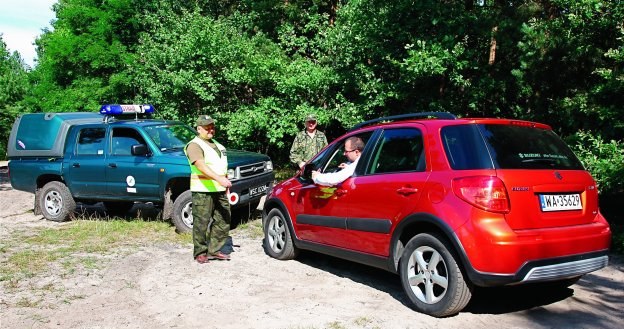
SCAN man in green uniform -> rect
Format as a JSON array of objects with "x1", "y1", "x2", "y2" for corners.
[
  {"x1": 184, "y1": 115, "x2": 232, "y2": 264},
  {"x1": 289, "y1": 114, "x2": 328, "y2": 169}
]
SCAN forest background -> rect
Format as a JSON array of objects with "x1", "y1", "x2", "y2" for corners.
[{"x1": 1, "y1": 0, "x2": 622, "y2": 223}]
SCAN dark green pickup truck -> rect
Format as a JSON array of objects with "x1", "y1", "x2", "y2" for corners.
[{"x1": 7, "y1": 105, "x2": 274, "y2": 233}]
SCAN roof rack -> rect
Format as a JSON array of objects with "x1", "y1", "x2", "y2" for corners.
[{"x1": 350, "y1": 112, "x2": 456, "y2": 131}]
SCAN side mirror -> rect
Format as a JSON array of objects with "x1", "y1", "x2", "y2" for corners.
[
  {"x1": 131, "y1": 144, "x2": 150, "y2": 156},
  {"x1": 301, "y1": 163, "x2": 315, "y2": 180}
]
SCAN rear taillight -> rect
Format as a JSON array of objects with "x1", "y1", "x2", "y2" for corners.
[{"x1": 452, "y1": 176, "x2": 510, "y2": 213}]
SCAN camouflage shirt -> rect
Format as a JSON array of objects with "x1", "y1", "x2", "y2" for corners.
[{"x1": 289, "y1": 130, "x2": 328, "y2": 166}]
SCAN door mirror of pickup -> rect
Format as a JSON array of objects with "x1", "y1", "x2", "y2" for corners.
[{"x1": 131, "y1": 144, "x2": 150, "y2": 156}]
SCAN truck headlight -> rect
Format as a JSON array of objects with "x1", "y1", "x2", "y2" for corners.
[
  {"x1": 227, "y1": 168, "x2": 240, "y2": 180},
  {"x1": 265, "y1": 161, "x2": 273, "y2": 171}
]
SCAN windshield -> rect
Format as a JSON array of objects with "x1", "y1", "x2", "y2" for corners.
[{"x1": 144, "y1": 123, "x2": 197, "y2": 152}]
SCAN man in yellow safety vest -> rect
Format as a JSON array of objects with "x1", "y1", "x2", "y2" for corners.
[{"x1": 184, "y1": 115, "x2": 232, "y2": 264}]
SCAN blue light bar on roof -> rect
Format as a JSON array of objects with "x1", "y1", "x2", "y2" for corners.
[{"x1": 100, "y1": 104, "x2": 155, "y2": 115}]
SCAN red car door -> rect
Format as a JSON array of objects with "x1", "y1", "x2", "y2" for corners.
[
  {"x1": 294, "y1": 131, "x2": 375, "y2": 248},
  {"x1": 295, "y1": 127, "x2": 429, "y2": 256},
  {"x1": 334, "y1": 127, "x2": 429, "y2": 256}
]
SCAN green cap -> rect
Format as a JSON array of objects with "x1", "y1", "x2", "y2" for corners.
[
  {"x1": 196, "y1": 115, "x2": 215, "y2": 126},
  {"x1": 305, "y1": 114, "x2": 317, "y2": 122}
]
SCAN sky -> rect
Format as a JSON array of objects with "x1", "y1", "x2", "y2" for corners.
[{"x1": 0, "y1": 0, "x2": 57, "y2": 68}]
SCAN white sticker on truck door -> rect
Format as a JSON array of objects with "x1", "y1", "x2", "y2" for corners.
[{"x1": 126, "y1": 176, "x2": 137, "y2": 193}]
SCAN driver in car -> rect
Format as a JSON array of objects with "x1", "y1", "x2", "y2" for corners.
[{"x1": 311, "y1": 136, "x2": 364, "y2": 186}]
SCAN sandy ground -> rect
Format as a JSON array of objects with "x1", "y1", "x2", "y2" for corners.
[{"x1": 1, "y1": 166, "x2": 623, "y2": 329}]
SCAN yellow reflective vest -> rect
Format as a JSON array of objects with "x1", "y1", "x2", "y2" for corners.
[{"x1": 184, "y1": 137, "x2": 228, "y2": 192}]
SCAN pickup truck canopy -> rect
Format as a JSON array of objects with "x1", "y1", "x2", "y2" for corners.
[{"x1": 7, "y1": 113, "x2": 102, "y2": 158}]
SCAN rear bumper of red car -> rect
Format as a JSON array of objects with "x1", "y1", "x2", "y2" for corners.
[{"x1": 455, "y1": 213, "x2": 611, "y2": 287}]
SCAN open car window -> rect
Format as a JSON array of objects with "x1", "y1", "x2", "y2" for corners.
[{"x1": 308, "y1": 131, "x2": 374, "y2": 174}]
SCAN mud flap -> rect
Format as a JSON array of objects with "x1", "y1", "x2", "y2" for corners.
[
  {"x1": 33, "y1": 188, "x2": 42, "y2": 216},
  {"x1": 162, "y1": 189, "x2": 173, "y2": 220}
]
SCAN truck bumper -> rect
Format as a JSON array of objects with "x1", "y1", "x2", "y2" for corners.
[{"x1": 229, "y1": 171, "x2": 275, "y2": 209}]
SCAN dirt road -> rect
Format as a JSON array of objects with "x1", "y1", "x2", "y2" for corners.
[{"x1": 1, "y1": 171, "x2": 623, "y2": 329}]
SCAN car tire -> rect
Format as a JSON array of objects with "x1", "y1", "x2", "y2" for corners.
[
  {"x1": 172, "y1": 190, "x2": 193, "y2": 234},
  {"x1": 38, "y1": 181, "x2": 76, "y2": 222},
  {"x1": 103, "y1": 201, "x2": 135, "y2": 217},
  {"x1": 399, "y1": 233, "x2": 472, "y2": 317},
  {"x1": 264, "y1": 208, "x2": 298, "y2": 260}
]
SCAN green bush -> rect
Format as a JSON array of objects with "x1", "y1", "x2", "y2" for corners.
[
  {"x1": 572, "y1": 131, "x2": 624, "y2": 196},
  {"x1": 572, "y1": 132, "x2": 624, "y2": 248},
  {"x1": 612, "y1": 224, "x2": 624, "y2": 254}
]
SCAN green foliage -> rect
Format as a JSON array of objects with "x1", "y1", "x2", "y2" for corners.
[
  {"x1": 0, "y1": 36, "x2": 28, "y2": 159},
  {"x1": 572, "y1": 131, "x2": 624, "y2": 196},
  {"x1": 514, "y1": 0, "x2": 624, "y2": 138},
  {"x1": 132, "y1": 8, "x2": 339, "y2": 157},
  {"x1": 26, "y1": 0, "x2": 145, "y2": 112},
  {"x1": 4, "y1": 0, "x2": 623, "y2": 193}
]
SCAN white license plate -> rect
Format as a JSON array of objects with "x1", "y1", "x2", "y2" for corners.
[
  {"x1": 249, "y1": 184, "x2": 269, "y2": 197},
  {"x1": 539, "y1": 194, "x2": 582, "y2": 212}
]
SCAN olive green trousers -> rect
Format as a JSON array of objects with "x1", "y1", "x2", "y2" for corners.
[{"x1": 192, "y1": 191, "x2": 231, "y2": 258}]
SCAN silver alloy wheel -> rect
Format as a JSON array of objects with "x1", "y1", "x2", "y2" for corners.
[
  {"x1": 267, "y1": 215, "x2": 286, "y2": 253},
  {"x1": 44, "y1": 190, "x2": 63, "y2": 216},
  {"x1": 181, "y1": 202, "x2": 193, "y2": 228},
  {"x1": 406, "y1": 245, "x2": 449, "y2": 304}
]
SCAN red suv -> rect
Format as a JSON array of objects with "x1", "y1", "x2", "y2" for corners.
[{"x1": 262, "y1": 113, "x2": 611, "y2": 317}]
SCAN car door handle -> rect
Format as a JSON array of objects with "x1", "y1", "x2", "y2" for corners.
[
  {"x1": 108, "y1": 163, "x2": 117, "y2": 168},
  {"x1": 397, "y1": 187, "x2": 418, "y2": 196},
  {"x1": 72, "y1": 163, "x2": 80, "y2": 168},
  {"x1": 335, "y1": 189, "x2": 347, "y2": 196}
]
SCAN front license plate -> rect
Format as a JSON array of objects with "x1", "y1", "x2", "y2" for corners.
[
  {"x1": 249, "y1": 184, "x2": 269, "y2": 197},
  {"x1": 539, "y1": 194, "x2": 582, "y2": 212}
]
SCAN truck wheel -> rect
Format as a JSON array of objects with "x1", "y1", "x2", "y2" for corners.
[
  {"x1": 172, "y1": 190, "x2": 193, "y2": 234},
  {"x1": 263, "y1": 208, "x2": 298, "y2": 260},
  {"x1": 399, "y1": 233, "x2": 472, "y2": 317},
  {"x1": 38, "y1": 181, "x2": 76, "y2": 222},
  {"x1": 103, "y1": 201, "x2": 135, "y2": 217}
]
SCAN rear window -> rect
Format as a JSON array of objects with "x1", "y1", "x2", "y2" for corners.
[
  {"x1": 441, "y1": 124, "x2": 584, "y2": 170},
  {"x1": 15, "y1": 114, "x2": 62, "y2": 151},
  {"x1": 441, "y1": 125, "x2": 493, "y2": 170}
]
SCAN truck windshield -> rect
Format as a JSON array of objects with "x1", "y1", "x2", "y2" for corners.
[{"x1": 144, "y1": 123, "x2": 197, "y2": 152}]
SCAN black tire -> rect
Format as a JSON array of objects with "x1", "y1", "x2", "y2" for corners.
[
  {"x1": 103, "y1": 201, "x2": 135, "y2": 216},
  {"x1": 263, "y1": 208, "x2": 298, "y2": 260},
  {"x1": 399, "y1": 233, "x2": 472, "y2": 317},
  {"x1": 38, "y1": 181, "x2": 76, "y2": 222},
  {"x1": 172, "y1": 190, "x2": 193, "y2": 234}
]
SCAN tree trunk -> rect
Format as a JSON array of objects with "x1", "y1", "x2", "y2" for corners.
[{"x1": 489, "y1": 26, "x2": 498, "y2": 65}]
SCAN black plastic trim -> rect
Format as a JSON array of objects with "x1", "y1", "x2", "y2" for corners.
[
  {"x1": 296, "y1": 240, "x2": 390, "y2": 271},
  {"x1": 347, "y1": 218, "x2": 392, "y2": 233},
  {"x1": 297, "y1": 214, "x2": 392, "y2": 234},
  {"x1": 297, "y1": 214, "x2": 346, "y2": 229},
  {"x1": 388, "y1": 213, "x2": 464, "y2": 274}
]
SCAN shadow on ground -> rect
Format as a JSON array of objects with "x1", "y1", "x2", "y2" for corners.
[{"x1": 272, "y1": 245, "x2": 623, "y2": 321}]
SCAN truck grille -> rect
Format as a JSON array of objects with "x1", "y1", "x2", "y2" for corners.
[{"x1": 238, "y1": 162, "x2": 267, "y2": 178}]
